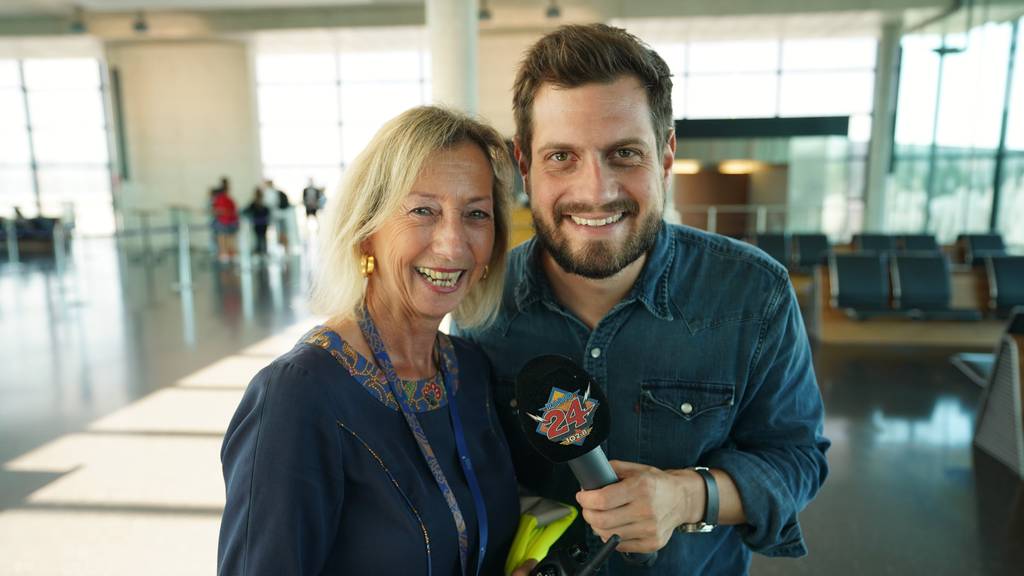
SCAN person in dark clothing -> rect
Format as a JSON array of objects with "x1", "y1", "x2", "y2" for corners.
[
  {"x1": 243, "y1": 188, "x2": 271, "y2": 255},
  {"x1": 218, "y1": 106, "x2": 523, "y2": 575}
]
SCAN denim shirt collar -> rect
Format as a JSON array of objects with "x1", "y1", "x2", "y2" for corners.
[{"x1": 513, "y1": 222, "x2": 675, "y2": 322}]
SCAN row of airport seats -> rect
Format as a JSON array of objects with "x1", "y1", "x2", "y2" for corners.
[
  {"x1": 829, "y1": 252, "x2": 1024, "y2": 320},
  {"x1": 850, "y1": 233, "x2": 1006, "y2": 266},
  {"x1": 755, "y1": 232, "x2": 1009, "y2": 270},
  {"x1": 851, "y1": 233, "x2": 939, "y2": 253},
  {"x1": 754, "y1": 233, "x2": 831, "y2": 271}
]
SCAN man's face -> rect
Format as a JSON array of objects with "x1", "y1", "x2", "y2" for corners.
[{"x1": 519, "y1": 76, "x2": 675, "y2": 279}]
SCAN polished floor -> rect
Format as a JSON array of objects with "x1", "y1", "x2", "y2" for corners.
[{"x1": 1, "y1": 238, "x2": 1022, "y2": 575}]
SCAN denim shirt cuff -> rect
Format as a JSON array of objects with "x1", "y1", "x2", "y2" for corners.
[{"x1": 702, "y1": 448, "x2": 808, "y2": 558}]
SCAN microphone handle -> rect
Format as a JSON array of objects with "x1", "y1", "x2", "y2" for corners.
[
  {"x1": 567, "y1": 448, "x2": 659, "y2": 569},
  {"x1": 567, "y1": 449, "x2": 617, "y2": 490}
]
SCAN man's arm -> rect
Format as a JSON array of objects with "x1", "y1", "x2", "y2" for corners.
[
  {"x1": 576, "y1": 279, "x2": 829, "y2": 555},
  {"x1": 575, "y1": 461, "x2": 745, "y2": 553}
]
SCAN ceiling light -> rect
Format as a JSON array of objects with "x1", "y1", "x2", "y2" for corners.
[
  {"x1": 546, "y1": 0, "x2": 561, "y2": 19},
  {"x1": 718, "y1": 160, "x2": 763, "y2": 175},
  {"x1": 70, "y1": 6, "x2": 86, "y2": 34},
  {"x1": 672, "y1": 160, "x2": 701, "y2": 175},
  {"x1": 132, "y1": 11, "x2": 148, "y2": 34}
]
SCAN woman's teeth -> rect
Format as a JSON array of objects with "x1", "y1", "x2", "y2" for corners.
[
  {"x1": 415, "y1": 267, "x2": 463, "y2": 288},
  {"x1": 570, "y1": 213, "x2": 624, "y2": 227}
]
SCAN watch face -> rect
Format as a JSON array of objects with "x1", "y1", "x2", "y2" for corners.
[{"x1": 678, "y1": 523, "x2": 715, "y2": 534}]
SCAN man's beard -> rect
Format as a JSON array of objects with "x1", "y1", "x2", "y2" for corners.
[{"x1": 531, "y1": 197, "x2": 662, "y2": 280}]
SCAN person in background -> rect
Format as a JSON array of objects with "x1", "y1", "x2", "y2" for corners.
[
  {"x1": 242, "y1": 187, "x2": 271, "y2": 256},
  {"x1": 265, "y1": 179, "x2": 291, "y2": 252},
  {"x1": 218, "y1": 106, "x2": 522, "y2": 575},
  {"x1": 211, "y1": 182, "x2": 239, "y2": 263},
  {"x1": 303, "y1": 177, "x2": 325, "y2": 221}
]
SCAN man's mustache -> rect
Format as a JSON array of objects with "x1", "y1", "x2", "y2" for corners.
[{"x1": 554, "y1": 199, "x2": 639, "y2": 218}]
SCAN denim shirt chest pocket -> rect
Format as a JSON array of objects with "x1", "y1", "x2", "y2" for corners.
[{"x1": 638, "y1": 379, "x2": 735, "y2": 471}]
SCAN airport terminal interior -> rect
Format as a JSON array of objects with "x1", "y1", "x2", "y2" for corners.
[{"x1": 1, "y1": 0, "x2": 1024, "y2": 574}]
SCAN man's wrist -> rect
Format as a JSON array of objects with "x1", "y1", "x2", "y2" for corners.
[{"x1": 670, "y1": 468, "x2": 707, "y2": 525}]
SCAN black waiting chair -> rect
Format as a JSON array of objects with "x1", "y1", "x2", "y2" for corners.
[
  {"x1": 960, "y1": 233, "x2": 1006, "y2": 266},
  {"x1": 986, "y1": 256, "x2": 1024, "y2": 317},
  {"x1": 891, "y1": 254, "x2": 980, "y2": 320},
  {"x1": 898, "y1": 234, "x2": 939, "y2": 253},
  {"x1": 829, "y1": 253, "x2": 901, "y2": 319},
  {"x1": 794, "y1": 233, "x2": 831, "y2": 271},
  {"x1": 854, "y1": 233, "x2": 897, "y2": 254},
  {"x1": 755, "y1": 233, "x2": 791, "y2": 268}
]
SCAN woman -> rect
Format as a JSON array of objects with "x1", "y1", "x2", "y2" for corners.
[{"x1": 218, "y1": 106, "x2": 519, "y2": 575}]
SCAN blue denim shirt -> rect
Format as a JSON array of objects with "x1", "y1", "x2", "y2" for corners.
[{"x1": 460, "y1": 223, "x2": 829, "y2": 575}]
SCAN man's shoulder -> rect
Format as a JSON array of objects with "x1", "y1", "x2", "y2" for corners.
[
  {"x1": 660, "y1": 224, "x2": 791, "y2": 322},
  {"x1": 666, "y1": 224, "x2": 789, "y2": 284}
]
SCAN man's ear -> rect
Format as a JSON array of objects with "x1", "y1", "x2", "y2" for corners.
[
  {"x1": 662, "y1": 129, "x2": 677, "y2": 183},
  {"x1": 513, "y1": 137, "x2": 530, "y2": 185}
]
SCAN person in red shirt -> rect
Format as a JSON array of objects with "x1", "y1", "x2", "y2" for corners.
[{"x1": 211, "y1": 182, "x2": 239, "y2": 263}]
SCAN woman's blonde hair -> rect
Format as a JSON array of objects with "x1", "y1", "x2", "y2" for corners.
[{"x1": 311, "y1": 106, "x2": 513, "y2": 329}]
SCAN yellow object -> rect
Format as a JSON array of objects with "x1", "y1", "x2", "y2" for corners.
[
  {"x1": 504, "y1": 497, "x2": 578, "y2": 576},
  {"x1": 359, "y1": 254, "x2": 375, "y2": 277}
]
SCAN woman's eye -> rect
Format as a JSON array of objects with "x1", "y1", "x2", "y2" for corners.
[
  {"x1": 410, "y1": 207, "x2": 434, "y2": 216},
  {"x1": 468, "y1": 209, "x2": 492, "y2": 220}
]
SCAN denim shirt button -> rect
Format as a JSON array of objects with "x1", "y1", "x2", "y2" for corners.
[
  {"x1": 510, "y1": 398, "x2": 518, "y2": 408},
  {"x1": 680, "y1": 402, "x2": 694, "y2": 415},
  {"x1": 590, "y1": 347, "x2": 601, "y2": 358}
]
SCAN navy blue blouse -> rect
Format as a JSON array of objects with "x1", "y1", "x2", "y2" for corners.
[{"x1": 218, "y1": 327, "x2": 520, "y2": 575}]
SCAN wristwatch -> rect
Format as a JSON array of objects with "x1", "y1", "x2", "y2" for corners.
[{"x1": 678, "y1": 466, "x2": 718, "y2": 533}]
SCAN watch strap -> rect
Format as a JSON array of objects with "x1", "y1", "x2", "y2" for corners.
[{"x1": 678, "y1": 466, "x2": 718, "y2": 533}]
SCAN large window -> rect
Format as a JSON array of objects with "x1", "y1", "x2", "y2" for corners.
[
  {"x1": 891, "y1": 15, "x2": 1018, "y2": 244},
  {"x1": 255, "y1": 27, "x2": 430, "y2": 199},
  {"x1": 997, "y1": 20, "x2": 1024, "y2": 247},
  {"x1": 618, "y1": 22, "x2": 877, "y2": 240},
  {"x1": 0, "y1": 58, "x2": 112, "y2": 235}
]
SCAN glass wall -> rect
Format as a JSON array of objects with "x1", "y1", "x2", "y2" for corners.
[
  {"x1": 0, "y1": 58, "x2": 112, "y2": 235},
  {"x1": 617, "y1": 21, "x2": 877, "y2": 239},
  {"x1": 997, "y1": 19, "x2": 1024, "y2": 247},
  {"x1": 254, "y1": 27, "x2": 430, "y2": 199},
  {"x1": 891, "y1": 11, "x2": 1021, "y2": 245}
]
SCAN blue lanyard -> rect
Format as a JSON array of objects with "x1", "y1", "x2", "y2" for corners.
[{"x1": 358, "y1": 306, "x2": 489, "y2": 576}]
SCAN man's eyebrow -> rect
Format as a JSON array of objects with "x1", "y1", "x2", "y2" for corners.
[
  {"x1": 535, "y1": 142, "x2": 575, "y2": 154},
  {"x1": 535, "y1": 138, "x2": 652, "y2": 154},
  {"x1": 607, "y1": 138, "x2": 651, "y2": 150}
]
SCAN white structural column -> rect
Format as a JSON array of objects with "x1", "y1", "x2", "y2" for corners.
[
  {"x1": 427, "y1": 0, "x2": 478, "y2": 113},
  {"x1": 864, "y1": 20, "x2": 903, "y2": 232}
]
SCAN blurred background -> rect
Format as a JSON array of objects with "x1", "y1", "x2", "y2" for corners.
[{"x1": 0, "y1": 1, "x2": 1023, "y2": 574}]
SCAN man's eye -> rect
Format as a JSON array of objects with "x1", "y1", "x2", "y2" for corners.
[
  {"x1": 550, "y1": 152, "x2": 570, "y2": 162},
  {"x1": 615, "y1": 148, "x2": 639, "y2": 159},
  {"x1": 467, "y1": 209, "x2": 492, "y2": 220}
]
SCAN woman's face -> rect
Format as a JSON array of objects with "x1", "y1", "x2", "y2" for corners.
[{"x1": 364, "y1": 141, "x2": 495, "y2": 324}]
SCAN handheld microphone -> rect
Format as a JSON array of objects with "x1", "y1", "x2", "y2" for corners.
[{"x1": 515, "y1": 355, "x2": 657, "y2": 569}]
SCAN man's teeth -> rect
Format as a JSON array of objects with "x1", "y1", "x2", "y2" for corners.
[
  {"x1": 570, "y1": 213, "x2": 624, "y2": 227},
  {"x1": 415, "y1": 267, "x2": 463, "y2": 288}
]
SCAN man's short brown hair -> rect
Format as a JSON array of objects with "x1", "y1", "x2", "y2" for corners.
[{"x1": 512, "y1": 23, "x2": 674, "y2": 166}]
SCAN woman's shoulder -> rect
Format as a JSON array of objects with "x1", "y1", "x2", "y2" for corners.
[{"x1": 245, "y1": 339, "x2": 357, "y2": 409}]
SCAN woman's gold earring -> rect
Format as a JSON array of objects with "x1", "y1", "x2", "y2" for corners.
[
  {"x1": 360, "y1": 254, "x2": 375, "y2": 277},
  {"x1": 482, "y1": 265, "x2": 490, "y2": 280}
]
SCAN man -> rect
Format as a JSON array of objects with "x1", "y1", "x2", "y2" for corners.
[{"x1": 461, "y1": 24, "x2": 829, "y2": 575}]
